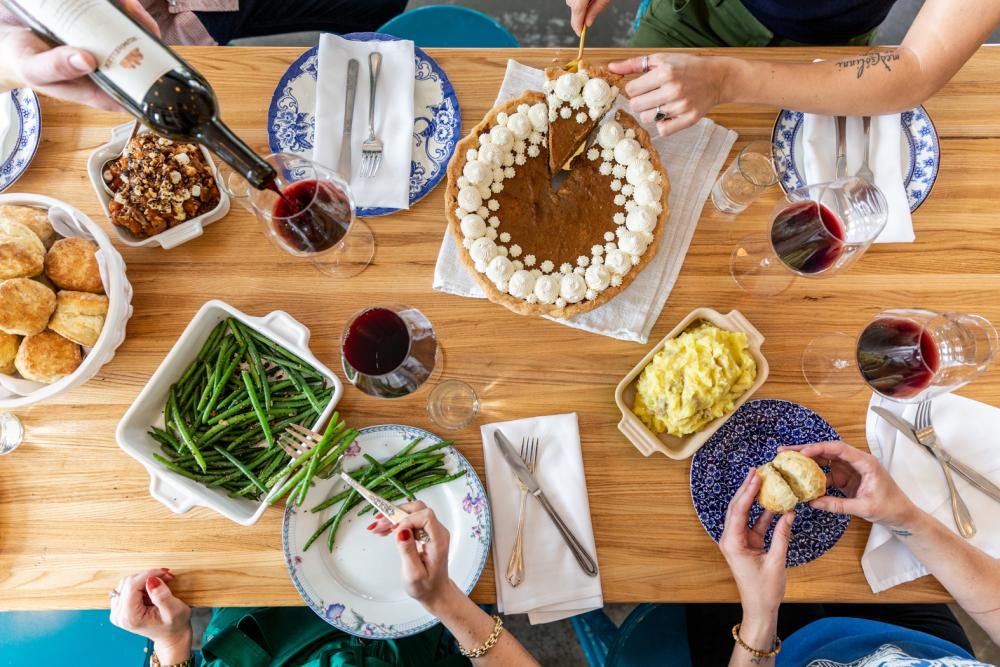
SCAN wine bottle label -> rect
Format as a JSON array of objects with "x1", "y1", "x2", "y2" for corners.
[{"x1": 23, "y1": 0, "x2": 177, "y2": 101}]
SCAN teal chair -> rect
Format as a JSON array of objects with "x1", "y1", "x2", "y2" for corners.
[
  {"x1": 0, "y1": 610, "x2": 150, "y2": 666},
  {"x1": 571, "y1": 604, "x2": 693, "y2": 666},
  {"x1": 378, "y1": 6, "x2": 519, "y2": 48}
]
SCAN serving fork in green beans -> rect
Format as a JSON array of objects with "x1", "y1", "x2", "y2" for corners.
[
  {"x1": 303, "y1": 436, "x2": 466, "y2": 552},
  {"x1": 149, "y1": 317, "x2": 357, "y2": 504}
]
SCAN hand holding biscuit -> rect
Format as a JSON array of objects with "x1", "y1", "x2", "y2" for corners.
[
  {"x1": 780, "y1": 440, "x2": 921, "y2": 530},
  {"x1": 720, "y1": 469, "x2": 794, "y2": 623}
]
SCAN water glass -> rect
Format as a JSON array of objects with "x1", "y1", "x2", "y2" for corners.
[
  {"x1": 426, "y1": 380, "x2": 479, "y2": 430},
  {"x1": 0, "y1": 412, "x2": 24, "y2": 455},
  {"x1": 711, "y1": 140, "x2": 780, "y2": 214}
]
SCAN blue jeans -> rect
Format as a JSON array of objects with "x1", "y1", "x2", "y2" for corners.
[{"x1": 195, "y1": 0, "x2": 408, "y2": 44}]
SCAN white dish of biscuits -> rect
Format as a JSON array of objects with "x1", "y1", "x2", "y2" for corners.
[{"x1": 0, "y1": 193, "x2": 133, "y2": 408}]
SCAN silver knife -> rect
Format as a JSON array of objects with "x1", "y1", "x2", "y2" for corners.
[
  {"x1": 338, "y1": 472, "x2": 430, "y2": 544},
  {"x1": 835, "y1": 115, "x2": 848, "y2": 179},
  {"x1": 338, "y1": 59, "x2": 360, "y2": 179},
  {"x1": 871, "y1": 406, "x2": 1000, "y2": 503},
  {"x1": 493, "y1": 430, "x2": 599, "y2": 577}
]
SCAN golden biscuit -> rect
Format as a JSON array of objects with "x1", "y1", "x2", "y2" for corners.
[
  {"x1": 0, "y1": 205, "x2": 55, "y2": 248},
  {"x1": 0, "y1": 278, "x2": 56, "y2": 336},
  {"x1": 771, "y1": 451, "x2": 826, "y2": 503},
  {"x1": 0, "y1": 331, "x2": 19, "y2": 374},
  {"x1": 14, "y1": 330, "x2": 82, "y2": 384},
  {"x1": 45, "y1": 237, "x2": 104, "y2": 293},
  {"x1": 757, "y1": 463, "x2": 799, "y2": 513},
  {"x1": 0, "y1": 219, "x2": 45, "y2": 279},
  {"x1": 49, "y1": 290, "x2": 109, "y2": 346}
]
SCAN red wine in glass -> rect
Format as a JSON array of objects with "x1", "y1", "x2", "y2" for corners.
[
  {"x1": 771, "y1": 201, "x2": 846, "y2": 274},
  {"x1": 270, "y1": 179, "x2": 352, "y2": 253},
  {"x1": 342, "y1": 307, "x2": 411, "y2": 376},
  {"x1": 857, "y1": 317, "x2": 940, "y2": 399}
]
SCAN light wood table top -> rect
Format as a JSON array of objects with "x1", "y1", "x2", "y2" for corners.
[{"x1": 2, "y1": 46, "x2": 1000, "y2": 611}]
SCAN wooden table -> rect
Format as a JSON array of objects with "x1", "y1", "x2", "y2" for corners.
[{"x1": 3, "y1": 46, "x2": 999, "y2": 611}]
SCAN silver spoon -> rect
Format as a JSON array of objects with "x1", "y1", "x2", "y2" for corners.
[{"x1": 100, "y1": 122, "x2": 141, "y2": 197}]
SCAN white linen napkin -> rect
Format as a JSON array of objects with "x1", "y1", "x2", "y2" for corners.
[
  {"x1": 862, "y1": 393, "x2": 1000, "y2": 593},
  {"x1": 433, "y1": 60, "x2": 736, "y2": 344},
  {"x1": 802, "y1": 113, "x2": 912, "y2": 243},
  {"x1": 313, "y1": 33, "x2": 414, "y2": 210},
  {"x1": 481, "y1": 413, "x2": 602, "y2": 624}
]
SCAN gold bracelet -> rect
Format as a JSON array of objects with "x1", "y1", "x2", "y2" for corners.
[
  {"x1": 150, "y1": 653, "x2": 194, "y2": 667},
  {"x1": 459, "y1": 614, "x2": 504, "y2": 658},
  {"x1": 731, "y1": 623, "x2": 782, "y2": 659}
]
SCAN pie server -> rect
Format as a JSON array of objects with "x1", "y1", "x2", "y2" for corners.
[
  {"x1": 551, "y1": 108, "x2": 615, "y2": 190},
  {"x1": 338, "y1": 472, "x2": 431, "y2": 543}
]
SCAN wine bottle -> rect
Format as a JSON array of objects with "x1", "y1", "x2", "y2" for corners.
[{"x1": 3, "y1": 0, "x2": 276, "y2": 190}]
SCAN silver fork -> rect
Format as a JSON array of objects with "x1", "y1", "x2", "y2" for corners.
[
  {"x1": 277, "y1": 424, "x2": 343, "y2": 480},
  {"x1": 505, "y1": 436, "x2": 538, "y2": 587},
  {"x1": 856, "y1": 116, "x2": 875, "y2": 183},
  {"x1": 360, "y1": 51, "x2": 384, "y2": 178},
  {"x1": 914, "y1": 401, "x2": 976, "y2": 538}
]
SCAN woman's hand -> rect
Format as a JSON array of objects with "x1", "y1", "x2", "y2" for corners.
[
  {"x1": 109, "y1": 568, "x2": 192, "y2": 665},
  {"x1": 0, "y1": 0, "x2": 159, "y2": 111},
  {"x1": 781, "y1": 440, "x2": 922, "y2": 529},
  {"x1": 720, "y1": 469, "x2": 794, "y2": 629},
  {"x1": 566, "y1": 0, "x2": 611, "y2": 35},
  {"x1": 608, "y1": 53, "x2": 732, "y2": 136},
  {"x1": 369, "y1": 501, "x2": 457, "y2": 611}
]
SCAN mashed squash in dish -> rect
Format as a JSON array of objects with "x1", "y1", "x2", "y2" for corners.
[{"x1": 633, "y1": 323, "x2": 756, "y2": 436}]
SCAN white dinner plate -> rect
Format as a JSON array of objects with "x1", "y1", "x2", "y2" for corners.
[
  {"x1": 282, "y1": 424, "x2": 491, "y2": 638},
  {"x1": 771, "y1": 106, "x2": 940, "y2": 212},
  {"x1": 0, "y1": 89, "x2": 42, "y2": 192}
]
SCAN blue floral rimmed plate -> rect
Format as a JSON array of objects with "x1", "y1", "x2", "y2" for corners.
[
  {"x1": 282, "y1": 424, "x2": 490, "y2": 639},
  {"x1": 267, "y1": 32, "x2": 461, "y2": 218},
  {"x1": 771, "y1": 106, "x2": 940, "y2": 212},
  {"x1": 0, "y1": 89, "x2": 42, "y2": 192},
  {"x1": 690, "y1": 399, "x2": 851, "y2": 567}
]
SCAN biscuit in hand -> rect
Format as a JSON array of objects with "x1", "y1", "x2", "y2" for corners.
[{"x1": 757, "y1": 450, "x2": 826, "y2": 513}]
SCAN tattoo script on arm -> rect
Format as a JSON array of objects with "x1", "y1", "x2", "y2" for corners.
[{"x1": 836, "y1": 51, "x2": 901, "y2": 79}]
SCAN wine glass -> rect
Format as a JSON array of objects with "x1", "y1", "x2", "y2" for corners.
[
  {"x1": 341, "y1": 305, "x2": 439, "y2": 399},
  {"x1": 802, "y1": 309, "x2": 999, "y2": 401},
  {"x1": 730, "y1": 177, "x2": 888, "y2": 295},
  {"x1": 218, "y1": 152, "x2": 374, "y2": 277}
]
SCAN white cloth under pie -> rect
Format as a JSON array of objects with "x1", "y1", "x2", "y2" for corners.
[
  {"x1": 802, "y1": 113, "x2": 913, "y2": 243},
  {"x1": 480, "y1": 413, "x2": 602, "y2": 624},
  {"x1": 313, "y1": 33, "x2": 414, "y2": 210},
  {"x1": 433, "y1": 60, "x2": 736, "y2": 344},
  {"x1": 863, "y1": 393, "x2": 1000, "y2": 593}
]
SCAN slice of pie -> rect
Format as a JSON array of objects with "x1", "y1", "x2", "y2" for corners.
[
  {"x1": 444, "y1": 80, "x2": 670, "y2": 320},
  {"x1": 543, "y1": 62, "x2": 624, "y2": 173}
]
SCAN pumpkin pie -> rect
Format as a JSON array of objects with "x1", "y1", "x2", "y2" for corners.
[{"x1": 445, "y1": 72, "x2": 670, "y2": 320}]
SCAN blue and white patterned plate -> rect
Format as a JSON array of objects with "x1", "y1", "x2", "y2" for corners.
[
  {"x1": 0, "y1": 89, "x2": 42, "y2": 192},
  {"x1": 267, "y1": 32, "x2": 461, "y2": 218},
  {"x1": 690, "y1": 399, "x2": 851, "y2": 567},
  {"x1": 771, "y1": 106, "x2": 940, "y2": 212},
  {"x1": 282, "y1": 424, "x2": 490, "y2": 639}
]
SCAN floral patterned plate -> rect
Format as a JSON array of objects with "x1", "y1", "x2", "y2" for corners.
[
  {"x1": 282, "y1": 424, "x2": 490, "y2": 639},
  {"x1": 771, "y1": 106, "x2": 939, "y2": 212},
  {"x1": 267, "y1": 32, "x2": 461, "y2": 218},
  {"x1": 0, "y1": 89, "x2": 42, "y2": 192},
  {"x1": 690, "y1": 399, "x2": 851, "y2": 568}
]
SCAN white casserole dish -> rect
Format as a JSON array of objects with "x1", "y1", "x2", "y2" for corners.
[
  {"x1": 0, "y1": 193, "x2": 133, "y2": 409},
  {"x1": 87, "y1": 121, "x2": 230, "y2": 250},
  {"x1": 116, "y1": 300, "x2": 343, "y2": 525}
]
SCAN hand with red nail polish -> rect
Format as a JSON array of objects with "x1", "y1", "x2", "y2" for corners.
[{"x1": 109, "y1": 568, "x2": 192, "y2": 665}]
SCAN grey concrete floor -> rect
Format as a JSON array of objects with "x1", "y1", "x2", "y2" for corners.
[{"x1": 234, "y1": 2, "x2": 999, "y2": 664}]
